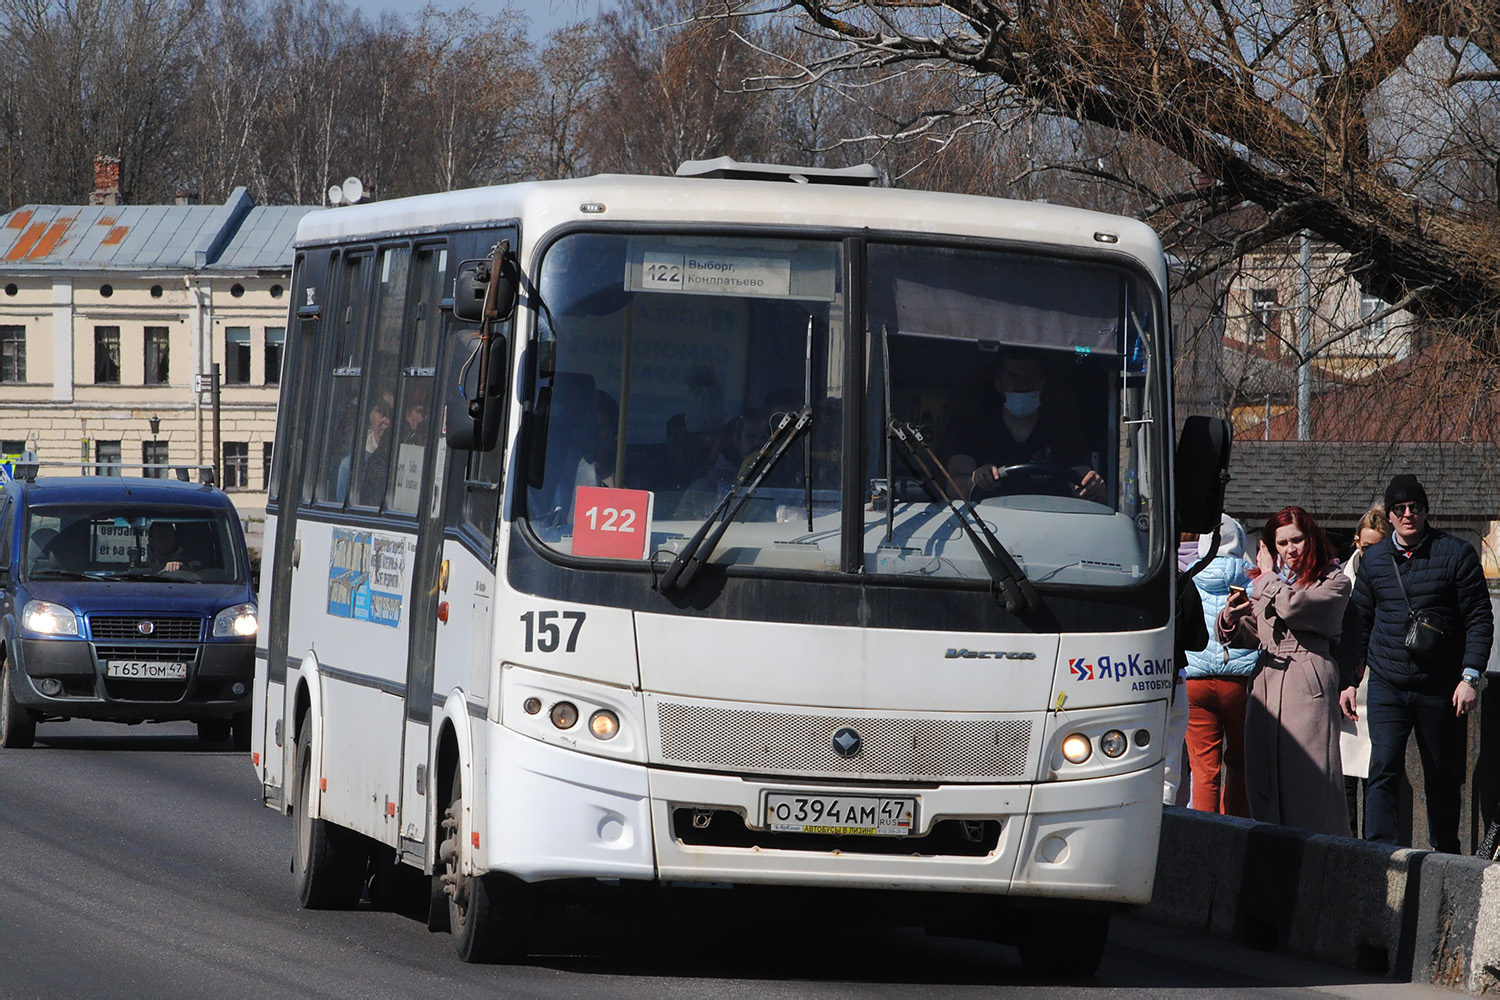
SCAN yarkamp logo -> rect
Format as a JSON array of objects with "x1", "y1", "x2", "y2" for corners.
[
  {"x1": 945, "y1": 648, "x2": 1037, "y2": 660},
  {"x1": 1068, "y1": 653, "x2": 1174, "y2": 691}
]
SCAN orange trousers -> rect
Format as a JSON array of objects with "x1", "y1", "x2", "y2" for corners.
[{"x1": 1185, "y1": 675, "x2": 1251, "y2": 817}]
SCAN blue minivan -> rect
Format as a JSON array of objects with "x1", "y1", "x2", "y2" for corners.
[{"x1": 0, "y1": 476, "x2": 257, "y2": 748}]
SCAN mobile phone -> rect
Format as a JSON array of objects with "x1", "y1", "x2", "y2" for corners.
[{"x1": 1228, "y1": 584, "x2": 1247, "y2": 598}]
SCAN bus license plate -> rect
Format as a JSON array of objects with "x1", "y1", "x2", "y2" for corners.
[
  {"x1": 106, "y1": 661, "x2": 187, "y2": 680},
  {"x1": 764, "y1": 793, "x2": 915, "y2": 836}
]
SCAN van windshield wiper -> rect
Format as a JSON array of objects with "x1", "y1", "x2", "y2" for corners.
[
  {"x1": 887, "y1": 419, "x2": 1040, "y2": 615},
  {"x1": 658, "y1": 407, "x2": 812, "y2": 593}
]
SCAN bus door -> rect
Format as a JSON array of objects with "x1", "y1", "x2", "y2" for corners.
[
  {"x1": 260, "y1": 248, "x2": 334, "y2": 807},
  {"x1": 392, "y1": 241, "x2": 450, "y2": 862}
]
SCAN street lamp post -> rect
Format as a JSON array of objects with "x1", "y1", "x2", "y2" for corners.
[{"x1": 148, "y1": 415, "x2": 160, "y2": 478}]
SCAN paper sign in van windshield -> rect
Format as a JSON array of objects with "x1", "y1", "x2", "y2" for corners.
[
  {"x1": 327, "y1": 527, "x2": 407, "y2": 627},
  {"x1": 636, "y1": 251, "x2": 791, "y2": 299}
]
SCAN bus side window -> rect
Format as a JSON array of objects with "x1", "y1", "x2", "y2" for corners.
[
  {"x1": 386, "y1": 243, "x2": 447, "y2": 516},
  {"x1": 314, "y1": 252, "x2": 375, "y2": 506},
  {"x1": 460, "y1": 446, "x2": 502, "y2": 558}
]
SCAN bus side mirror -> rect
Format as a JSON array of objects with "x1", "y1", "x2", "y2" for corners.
[
  {"x1": 1174, "y1": 415, "x2": 1232, "y2": 534},
  {"x1": 452, "y1": 252, "x2": 518, "y2": 324},
  {"x1": 445, "y1": 330, "x2": 507, "y2": 452}
]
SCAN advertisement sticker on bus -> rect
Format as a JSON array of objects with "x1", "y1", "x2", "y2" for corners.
[{"x1": 327, "y1": 527, "x2": 409, "y2": 627}]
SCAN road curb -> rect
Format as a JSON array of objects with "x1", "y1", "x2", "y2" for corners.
[{"x1": 1143, "y1": 807, "x2": 1499, "y2": 994}]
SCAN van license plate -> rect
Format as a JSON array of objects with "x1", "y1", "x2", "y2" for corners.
[
  {"x1": 764, "y1": 793, "x2": 915, "y2": 836},
  {"x1": 106, "y1": 661, "x2": 187, "y2": 680}
]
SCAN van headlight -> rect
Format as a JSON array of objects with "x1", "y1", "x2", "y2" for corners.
[
  {"x1": 22, "y1": 600, "x2": 79, "y2": 636},
  {"x1": 213, "y1": 603, "x2": 258, "y2": 637}
]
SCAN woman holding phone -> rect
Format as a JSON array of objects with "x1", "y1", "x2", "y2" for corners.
[{"x1": 1218, "y1": 505, "x2": 1354, "y2": 835}]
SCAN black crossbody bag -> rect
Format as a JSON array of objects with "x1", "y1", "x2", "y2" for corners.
[{"x1": 1391, "y1": 551, "x2": 1446, "y2": 658}]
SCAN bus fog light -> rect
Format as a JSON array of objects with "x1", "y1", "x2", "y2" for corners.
[
  {"x1": 1134, "y1": 729, "x2": 1151, "y2": 747},
  {"x1": 523, "y1": 697, "x2": 542, "y2": 715},
  {"x1": 589, "y1": 710, "x2": 619, "y2": 740},
  {"x1": 1061, "y1": 733, "x2": 1092, "y2": 764},
  {"x1": 38, "y1": 678, "x2": 62, "y2": 696},
  {"x1": 231, "y1": 682, "x2": 246, "y2": 696},
  {"x1": 550, "y1": 701, "x2": 579, "y2": 729},
  {"x1": 1101, "y1": 730, "x2": 1127, "y2": 758}
]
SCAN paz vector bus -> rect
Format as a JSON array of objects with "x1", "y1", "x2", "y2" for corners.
[{"x1": 250, "y1": 158, "x2": 1230, "y2": 976}]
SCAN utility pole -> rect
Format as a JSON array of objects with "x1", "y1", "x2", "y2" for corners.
[{"x1": 1296, "y1": 231, "x2": 1312, "y2": 441}]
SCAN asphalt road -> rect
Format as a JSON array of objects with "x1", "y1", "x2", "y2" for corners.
[{"x1": 0, "y1": 719, "x2": 1451, "y2": 999}]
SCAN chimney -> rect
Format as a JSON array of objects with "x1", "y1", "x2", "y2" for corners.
[{"x1": 91, "y1": 154, "x2": 122, "y2": 206}]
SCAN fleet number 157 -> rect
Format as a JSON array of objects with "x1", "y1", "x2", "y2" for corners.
[{"x1": 519, "y1": 610, "x2": 586, "y2": 652}]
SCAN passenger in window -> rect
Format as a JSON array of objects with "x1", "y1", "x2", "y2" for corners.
[
  {"x1": 576, "y1": 390, "x2": 619, "y2": 490},
  {"x1": 675, "y1": 408, "x2": 767, "y2": 520},
  {"x1": 942, "y1": 350, "x2": 1106, "y2": 503},
  {"x1": 336, "y1": 397, "x2": 393, "y2": 504},
  {"x1": 400, "y1": 399, "x2": 428, "y2": 445}
]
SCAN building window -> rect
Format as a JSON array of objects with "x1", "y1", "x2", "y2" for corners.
[
  {"x1": 142, "y1": 440, "x2": 168, "y2": 478},
  {"x1": 145, "y1": 326, "x2": 170, "y2": 384},
  {"x1": 263, "y1": 441, "x2": 274, "y2": 490},
  {"x1": 223, "y1": 441, "x2": 249, "y2": 489},
  {"x1": 1250, "y1": 289, "x2": 1280, "y2": 343},
  {"x1": 94, "y1": 326, "x2": 121, "y2": 383},
  {"x1": 1359, "y1": 294, "x2": 1388, "y2": 341},
  {"x1": 0, "y1": 325, "x2": 24, "y2": 382},
  {"x1": 265, "y1": 326, "x2": 285, "y2": 385},
  {"x1": 1, "y1": 439, "x2": 25, "y2": 454},
  {"x1": 225, "y1": 327, "x2": 251, "y2": 385},
  {"x1": 96, "y1": 440, "x2": 122, "y2": 476}
]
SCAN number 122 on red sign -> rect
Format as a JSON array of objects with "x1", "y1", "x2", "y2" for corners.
[{"x1": 571, "y1": 486, "x2": 654, "y2": 559}]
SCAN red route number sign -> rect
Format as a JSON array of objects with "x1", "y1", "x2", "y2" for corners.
[{"x1": 571, "y1": 487, "x2": 653, "y2": 560}]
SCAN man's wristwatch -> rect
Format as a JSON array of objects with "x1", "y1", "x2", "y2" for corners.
[{"x1": 1462, "y1": 673, "x2": 1487, "y2": 691}]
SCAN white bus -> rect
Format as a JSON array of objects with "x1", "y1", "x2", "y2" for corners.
[{"x1": 251, "y1": 159, "x2": 1229, "y2": 975}]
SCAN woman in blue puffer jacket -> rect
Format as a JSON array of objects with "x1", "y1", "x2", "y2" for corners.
[{"x1": 1185, "y1": 514, "x2": 1259, "y2": 815}]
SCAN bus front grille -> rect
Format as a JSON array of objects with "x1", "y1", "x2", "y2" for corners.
[{"x1": 655, "y1": 701, "x2": 1032, "y2": 781}]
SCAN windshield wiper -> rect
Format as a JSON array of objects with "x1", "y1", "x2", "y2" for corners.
[
  {"x1": 27, "y1": 569, "x2": 105, "y2": 581},
  {"x1": 658, "y1": 406, "x2": 813, "y2": 593},
  {"x1": 886, "y1": 419, "x2": 1040, "y2": 615}
]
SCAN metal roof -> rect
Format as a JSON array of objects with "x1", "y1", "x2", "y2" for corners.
[{"x1": 0, "y1": 188, "x2": 315, "y2": 273}]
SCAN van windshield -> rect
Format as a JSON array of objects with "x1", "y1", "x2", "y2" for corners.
[{"x1": 24, "y1": 506, "x2": 243, "y2": 584}]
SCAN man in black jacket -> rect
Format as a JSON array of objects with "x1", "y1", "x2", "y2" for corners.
[{"x1": 1342, "y1": 474, "x2": 1493, "y2": 852}]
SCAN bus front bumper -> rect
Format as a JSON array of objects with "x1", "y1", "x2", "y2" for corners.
[{"x1": 483, "y1": 724, "x2": 1160, "y2": 904}]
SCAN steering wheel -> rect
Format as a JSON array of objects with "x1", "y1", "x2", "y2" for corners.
[{"x1": 972, "y1": 462, "x2": 1085, "y2": 500}]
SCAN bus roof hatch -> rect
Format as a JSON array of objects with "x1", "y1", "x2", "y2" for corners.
[{"x1": 675, "y1": 156, "x2": 880, "y2": 186}]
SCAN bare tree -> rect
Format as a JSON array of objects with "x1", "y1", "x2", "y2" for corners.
[{"x1": 744, "y1": 0, "x2": 1500, "y2": 348}]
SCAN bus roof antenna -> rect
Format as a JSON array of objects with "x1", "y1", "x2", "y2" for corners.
[{"x1": 676, "y1": 157, "x2": 879, "y2": 187}]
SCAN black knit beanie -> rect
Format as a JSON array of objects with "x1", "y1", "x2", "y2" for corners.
[{"x1": 1383, "y1": 474, "x2": 1428, "y2": 510}]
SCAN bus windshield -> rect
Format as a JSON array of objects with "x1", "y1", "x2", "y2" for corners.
[
  {"x1": 24, "y1": 506, "x2": 243, "y2": 584},
  {"x1": 523, "y1": 231, "x2": 1164, "y2": 588}
]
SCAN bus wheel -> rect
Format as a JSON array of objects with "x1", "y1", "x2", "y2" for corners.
[
  {"x1": 196, "y1": 718, "x2": 231, "y2": 744},
  {"x1": 0, "y1": 665, "x2": 36, "y2": 749},
  {"x1": 440, "y1": 765, "x2": 531, "y2": 963},
  {"x1": 1016, "y1": 910, "x2": 1109, "y2": 978},
  {"x1": 292, "y1": 717, "x2": 366, "y2": 909}
]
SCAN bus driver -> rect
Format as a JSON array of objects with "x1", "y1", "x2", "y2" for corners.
[{"x1": 944, "y1": 351, "x2": 1106, "y2": 503}]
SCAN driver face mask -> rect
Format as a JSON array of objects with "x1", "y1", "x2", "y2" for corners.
[{"x1": 1004, "y1": 391, "x2": 1042, "y2": 418}]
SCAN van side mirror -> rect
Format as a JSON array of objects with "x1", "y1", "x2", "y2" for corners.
[
  {"x1": 445, "y1": 330, "x2": 507, "y2": 451},
  {"x1": 452, "y1": 247, "x2": 518, "y2": 324},
  {"x1": 1174, "y1": 415, "x2": 1232, "y2": 534}
]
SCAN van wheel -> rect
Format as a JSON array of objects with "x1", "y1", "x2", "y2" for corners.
[
  {"x1": 197, "y1": 718, "x2": 231, "y2": 744},
  {"x1": 440, "y1": 762, "x2": 531, "y2": 962},
  {"x1": 291, "y1": 715, "x2": 366, "y2": 908},
  {"x1": 1016, "y1": 910, "x2": 1109, "y2": 977},
  {"x1": 0, "y1": 665, "x2": 36, "y2": 749},
  {"x1": 230, "y1": 711, "x2": 251, "y2": 752}
]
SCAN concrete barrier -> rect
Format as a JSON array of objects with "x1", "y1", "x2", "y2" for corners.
[{"x1": 1145, "y1": 807, "x2": 1500, "y2": 994}]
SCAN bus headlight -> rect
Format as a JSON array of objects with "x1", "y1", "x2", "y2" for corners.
[
  {"x1": 1100, "y1": 729, "x2": 1128, "y2": 758},
  {"x1": 550, "y1": 701, "x2": 579, "y2": 729},
  {"x1": 213, "y1": 603, "x2": 259, "y2": 637},
  {"x1": 589, "y1": 710, "x2": 620, "y2": 740},
  {"x1": 22, "y1": 600, "x2": 78, "y2": 636},
  {"x1": 1060, "y1": 732, "x2": 1092, "y2": 764}
]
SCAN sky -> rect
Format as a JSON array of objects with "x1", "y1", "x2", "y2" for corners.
[{"x1": 346, "y1": 0, "x2": 610, "y2": 38}]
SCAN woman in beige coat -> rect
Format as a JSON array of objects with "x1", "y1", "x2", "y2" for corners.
[{"x1": 1218, "y1": 505, "x2": 1352, "y2": 836}]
